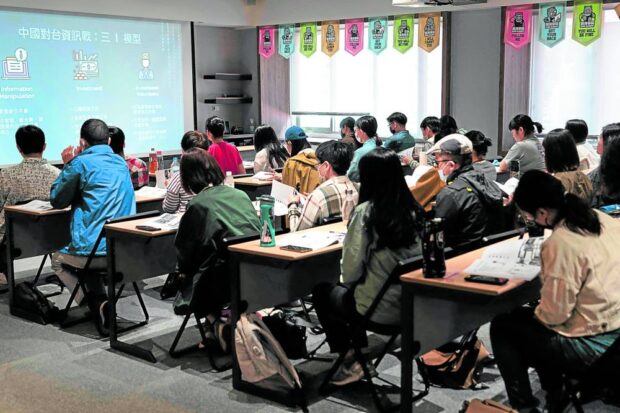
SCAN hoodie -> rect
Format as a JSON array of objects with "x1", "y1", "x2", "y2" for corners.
[{"x1": 282, "y1": 148, "x2": 321, "y2": 194}]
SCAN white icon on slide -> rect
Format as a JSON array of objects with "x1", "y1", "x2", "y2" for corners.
[{"x1": 2, "y1": 48, "x2": 30, "y2": 80}]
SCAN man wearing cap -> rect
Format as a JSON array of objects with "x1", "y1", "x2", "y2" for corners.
[
  {"x1": 282, "y1": 126, "x2": 321, "y2": 194},
  {"x1": 429, "y1": 134, "x2": 504, "y2": 247}
]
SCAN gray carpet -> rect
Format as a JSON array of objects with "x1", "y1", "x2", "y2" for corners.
[{"x1": 0, "y1": 272, "x2": 617, "y2": 413}]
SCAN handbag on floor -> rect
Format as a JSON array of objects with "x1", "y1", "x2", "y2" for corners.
[
  {"x1": 261, "y1": 309, "x2": 308, "y2": 360},
  {"x1": 460, "y1": 399, "x2": 518, "y2": 412},
  {"x1": 13, "y1": 282, "x2": 60, "y2": 325}
]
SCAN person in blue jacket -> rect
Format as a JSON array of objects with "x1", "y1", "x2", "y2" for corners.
[{"x1": 50, "y1": 118, "x2": 135, "y2": 332}]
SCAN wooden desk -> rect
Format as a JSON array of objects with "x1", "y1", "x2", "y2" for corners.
[
  {"x1": 228, "y1": 222, "x2": 346, "y2": 407},
  {"x1": 234, "y1": 177, "x2": 273, "y2": 201},
  {"x1": 399, "y1": 241, "x2": 541, "y2": 412},
  {"x1": 104, "y1": 217, "x2": 178, "y2": 362},
  {"x1": 135, "y1": 194, "x2": 164, "y2": 213}
]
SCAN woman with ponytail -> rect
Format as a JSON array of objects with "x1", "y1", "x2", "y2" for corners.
[{"x1": 491, "y1": 170, "x2": 620, "y2": 413}]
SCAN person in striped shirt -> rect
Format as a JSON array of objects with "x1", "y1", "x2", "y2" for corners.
[
  {"x1": 163, "y1": 131, "x2": 210, "y2": 214},
  {"x1": 288, "y1": 140, "x2": 358, "y2": 231}
]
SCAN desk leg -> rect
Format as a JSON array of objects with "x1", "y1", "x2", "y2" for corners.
[
  {"x1": 6, "y1": 215, "x2": 16, "y2": 308},
  {"x1": 107, "y1": 237, "x2": 156, "y2": 363},
  {"x1": 401, "y1": 285, "x2": 414, "y2": 413},
  {"x1": 229, "y1": 251, "x2": 243, "y2": 387}
]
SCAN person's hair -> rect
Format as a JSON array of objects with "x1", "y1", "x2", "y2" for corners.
[
  {"x1": 465, "y1": 130, "x2": 492, "y2": 157},
  {"x1": 444, "y1": 152, "x2": 473, "y2": 169},
  {"x1": 180, "y1": 148, "x2": 224, "y2": 194},
  {"x1": 542, "y1": 129, "x2": 580, "y2": 173},
  {"x1": 514, "y1": 170, "x2": 600, "y2": 235},
  {"x1": 355, "y1": 115, "x2": 382, "y2": 146},
  {"x1": 81, "y1": 119, "x2": 109, "y2": 146},
  {"x1": 108, "y1": 126, "x2": 125, "y2": 155},
  {"x1": 565, "y1": 119, "x2": 588, "y2": 144},
  {"x1": 206, "y1": 116, "x2": 226, "y2": 139},
  {"x1": 434, "y1": 115, "x2": 458, "y2": 141},
  {"x1": 358, "y1": 147, "x2": 422, "y2": 249},
  {"x1": 15, "y1": 125, "x2": 45, "y2": 155},
  {"x1": 420, "y1": 116, "x2": 440, "y2": 133},
  {"x1": 315, "y1": 140, "x2": 353, "y2": 176},
  {"x1": 387, "y1": 112, "x2": 407, "y2": 126},
  {"x1": 508, "y1": 114, "x2": 536, "y2": 135},
  {"x1": 339, "y1": 117, "x2": 355, "y2": 130},
  {"x1": 286, "y1": 138, "x2": 311, "y2": 157},
  {"x1": 601, "y1": 138, "x2": 620, "y2": 202},
  {"x1": 533, "y1": 122, "x2": 544, "y2": 134},
  {"x1": 180, "y1": 130, "x2": 209, "y2": 151},
  {"x1": 600, "y1": 123, "x2": 620, "y2": 149},
  {"x1": 253, "y1": 125, "x2": 288, "y2": 167}
]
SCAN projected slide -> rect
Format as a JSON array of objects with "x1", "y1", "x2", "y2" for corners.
[{"x1": 0, "y1": 9, "x2": 185, "y2": 165}]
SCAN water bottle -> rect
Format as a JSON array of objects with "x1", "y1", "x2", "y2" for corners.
[
  {"x1": 342, "y1": 188, "x2": 356, "y2": 223},
  {"x1": 249, "y1": 118, "x2": 256, "y2": 133},
  {"x1": 170, "y1": 157, "x2": 180, "y2": 175},
  {"x1": 259, "y1": 195, "x2": 276, "y2": 247},
  {"x1": 155, "y1": 150, "x2": 165, "y2": 188},
  {"x1": 148, "y1": 147, "x2": 158, "y2": 174},
  {"x1": 224, "y1": 171, "x2": 235, "y2": 188},
  {"x1": 422, "y1": 217, "x2": 446, "y2": 278}
]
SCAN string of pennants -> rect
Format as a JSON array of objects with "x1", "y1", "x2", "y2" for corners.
[
  {"x1": 506, "y1": 0, "x2": 616, "y2": 49},
  {"x1": 258, "y1": 14, "x2": 441, "y2": 59}
]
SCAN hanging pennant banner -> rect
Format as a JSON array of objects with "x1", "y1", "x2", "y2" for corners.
[
  {"x1": 418, "y1": 13, "x2": 440, "y2": 53},
  {"x1": 321, "y1": 21, "x2": 340, "y2": 57},
  {"x1": 394, "y1": 15, "x2": 414, "y2": 53},
  {"x1": 616, "y1": 3, "x2": 620, "y2": 19},
  {"x1": 572, "y1": 0, "x2": 603, "y2": 46},
  {"x1": 278, "y1": 24, "x2": 295, "y2": 59},
  {"x1": 258, "y1": 27, "x2": 276, "y2": 59},
  {"x1": 345, "y1": 19, "x2": 364, "y2": 56},
  {"x1": 504, "y1": 7, "x2": 533, "y2": 49},
  {"x1": 538, "y1": 3, "x2": 566, "y2": 48},
  {"x1": 300, "y1": 22, "x2": 317, "y2": 57},
  {"x1": 368, "y1": 17, "x2": 388, "y2": 54}
]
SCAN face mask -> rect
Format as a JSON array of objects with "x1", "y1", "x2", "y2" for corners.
[
  {"x1": 438, "y1": 169, "x2": 447, "y2": 182},
  {"x1": 389, "y1": 127, "x2": 396, "y2": 135},
  {"x1": 340, "y1": 131, "x2": 346, "y2": 139}
]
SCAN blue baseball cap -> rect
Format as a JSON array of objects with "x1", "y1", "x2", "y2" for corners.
[{"x1": 285, "y1": 126, "x2": 308, "y2": 141}]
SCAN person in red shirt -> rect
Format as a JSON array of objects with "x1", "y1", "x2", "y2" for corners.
[{"x1": 205, "y1": 116, "x2": 245, "y2": 175}]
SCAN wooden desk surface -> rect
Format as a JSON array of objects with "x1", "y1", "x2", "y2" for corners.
[
  {"x1": 135, "y1": 193, "x2": 165, "y2": 203},
  {"x1": 401, "y1": 238, "x2": 529, "y2": 296},
  {"x1": 229, "y1": 221, "x2": 347, "y2": 261},
  {"x1": 104, "y1": 217, "x2": 176, "y2": 238},
  {"x1": 238, "y1": 145, "x2": 254, "y2": 152},
  {"x1": 234, "y1": 177, "x2": 273, "y2": 187},
  {"x1": 3, "y1": 204, "x2": 69, "y2": 217}
]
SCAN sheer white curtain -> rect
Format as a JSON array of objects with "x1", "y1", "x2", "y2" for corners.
[
  {"x1": 530, "y1": 9, "x2": 620, "y2": 134},
  {"x1": 290, "y1": 21, "x2": 442, "y2": 137}
]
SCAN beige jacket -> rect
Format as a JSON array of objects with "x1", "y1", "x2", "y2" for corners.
[{"x1": 536, "y1": 210, "x2": 620, "y2": 337}]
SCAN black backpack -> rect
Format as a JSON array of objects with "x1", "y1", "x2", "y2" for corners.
[{"x1": 12, "y1": 282, "x2": 60, "y2": 325}]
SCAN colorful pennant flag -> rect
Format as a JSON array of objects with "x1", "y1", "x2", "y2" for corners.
[
  {"x1": 572, "y1": 0, "x2": 603, "y2": 46},
  {"x1": 300, "y1": 22, "x2": 317, "y2": 57},
  {"x1": 393, "y1": 15, "x2": 414, "y2": 53},
  {"x1": 418, "y1": 13, "x2": 441, "y2": 53},
  {"x1": 321, "y1": 21, "x2": 340, "y2": 57},
  {"x1": 504, "y1": 6, "x2": 533, "y2": 49},
  {"x1": 538, "y1": 3, "x2": 566, "y2": 48},
  {"x1": 278, "y1": 24, "x2": 295, "y2": 59},
  {"x1": 258, "y1": 27, "x2": 276, "y2": 59},
  {"x1": 368, "y1": 17, "x2": 388, "y2": 54},
  {"x1": 345, "y1": 19, "x2": 364, "y2": 56}
]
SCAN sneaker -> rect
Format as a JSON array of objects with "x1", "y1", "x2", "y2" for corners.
[
  {"x1": 0, "y1": 272, "x2": 7, "y2": 286},
  {"x1": 330, "y1": 359, "x2": 378, "y2": 386},
  {"x1": 213, "y1": 321, "x2": 231, "y2": 354},
  {"x1": 96, "y1": 300, "x2": 110, "y2": 336}
]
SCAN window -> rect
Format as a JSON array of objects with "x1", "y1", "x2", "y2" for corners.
[
  {"x1": 530, "y1": 9, "x2": 620, "y2": 135},
  {"x1": 290, "y1": 20, "x2": 443, "y2": 137}
]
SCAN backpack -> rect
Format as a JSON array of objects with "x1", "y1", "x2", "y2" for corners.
[
  {"x1": 12, "y1": 282, "x2": 60, "y2": 325},
  {"x1": 460, "y1": 399, "x2": 518, "y2": 413}
]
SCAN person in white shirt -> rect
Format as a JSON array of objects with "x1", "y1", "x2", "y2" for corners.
[{"x1": 565, "y1": 119, "x2": 599, "y2": 172}]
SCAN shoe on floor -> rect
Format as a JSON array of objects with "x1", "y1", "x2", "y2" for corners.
[
  {"x1": 94, "y1": 299, "x2": 110, "y2": 336},
  {"x1": 0, "y1": 272, "x2": 7, "y2": 286},
  {"x1": 213, "y1": 321, "x2": 231, "y2": 354},
  {"x1": 329, "y1": 359, "x2": 378, "y2": 386}
]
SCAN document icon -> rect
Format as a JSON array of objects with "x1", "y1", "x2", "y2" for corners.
[{"x1": 2, "y1": 56, "x2": 30, "y2": 80}]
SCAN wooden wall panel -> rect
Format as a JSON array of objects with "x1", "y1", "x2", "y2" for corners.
[{"x1": 260, "y1": 54, "x2": 291, "y2": 140}]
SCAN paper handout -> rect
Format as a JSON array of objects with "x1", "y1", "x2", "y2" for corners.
[{"x1": 464, "y1": 237, "x2": 544, "y2": 280}]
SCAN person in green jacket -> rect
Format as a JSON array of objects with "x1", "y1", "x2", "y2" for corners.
[
  {"x1": 314, "y1": 147, "x2": 423, "y2": 386},
  {"x1": 382, "y1": 111, "x2": 418, "y2": 153},
  {"x1": 174, "y1": 148, "x2": 260, "y2": 350}
]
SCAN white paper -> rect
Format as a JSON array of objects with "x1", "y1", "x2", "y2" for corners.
[
  {"x1": 251, "y1": 171, "x2": 275, "y2": 181},
  {"x1": 494, "y1": 177, "x2": 519, "y2": 197},
  {"x1": 252, "y1": 200, "x2": 288, "y2": 216},
  {"x1": 135, "y1": 186, "x2": 167, "y2": 197},
  {"x1": 278, "y1": 230, "x2": 346, "y2": 250},
  {"x1": 18, "y1": 200, "x2": 53, "y2": 211},
  {"x1": 464, "y1": 237, "x2": 544, "y2": 281},
  {"x1": 243, "y1": 161, "x2": 254, "y2": 169},
  {"x1": 143, "y1": 213, "x2": 183, "y2": 230}
]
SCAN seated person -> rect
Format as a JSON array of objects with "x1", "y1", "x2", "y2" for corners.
[
  {"x1": 206, "y1": 116, "x2": 245, "y2": 176},
  {"x1": 433, "y1": 115, "x2": 458, "y2": 142},
  {"x1": 498, "y1": 114, "x2": 545, "y2": 174},
  {"x1": 313, "y1": 148, "x2": 422, "y2": 385},
  {"x1": 382, "y1": 112, "x2": 417, "y2": 153},
  {"x1": 565, "y1": 119, "x2": 599, "y2": 172},
  {"x1": 108, "y1": 126, "x2": 148, "y2": 189},
  {"x1": 347, "y1": 116, "x2": 382, "y2": 183},
  {"x1": 163, "y1": 131, "x2": 209, "y2": 214},
  {"x1": 430, "y1": 134, "x2": 504, "y2": 247},
  {"x1": 0, "y1": 125, "x2": 60, "y2": 281},
  {"x1": 600, "y1": 136, "x2": 620, "y2": 204},
  {"x1": 339, "y1": 117, "x2": 360, "y2": 149},
  {"x1": 466, "y1": 130, "x2": 497, "y2": 182},
  {"x1": 50, "y1": 119, "x2": 135, "y2": 331},
  {"x1": 287, "y1": 140, "x2": 358, "y2": 231},
  {"x1": 543, "y1": 129, "x2": 592, "y2": 202},
  {"x1": 281, "y1": 126, "x2": 320, "y2": 194},
  {"x1": 419, "y1": 115, "x2": 440, "y2": 148},
  {"x1": 253, "y1": 125, "x2": 288, "y2": 173},
  {"x1": 174, "y1": 149, "x2": 260, "y2": 349},
  {"x1": 589, "y1": 123, "x2": 620, "y2": 208},
  {"x1": 491, "y1": 170, "x2": 620, "y2": 413},
  {"x1": 406, "y1": 165, "x2": 445, "y2": 213}
]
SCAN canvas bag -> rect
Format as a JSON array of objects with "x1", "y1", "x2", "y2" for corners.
[{"x1": 460, "y1": 399, "x2": 518, "y2": 413}]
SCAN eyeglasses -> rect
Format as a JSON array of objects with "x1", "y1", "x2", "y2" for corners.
[{"x1": 436, "y1": 159, "x2": 451, "y2": 165}]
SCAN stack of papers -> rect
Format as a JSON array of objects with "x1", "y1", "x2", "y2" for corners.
[
  {"x1": 494, "y1": 177, "x2": 519, "y2": 197},
  {"x1": 464, "y1": 237, "x2": 544, "y2": 281},
  {"x1": 278, "y1": 231, "x2": 345, "y2": 250},
  {"x1": 18, "y1": 200, "x2": 54, "y2": 211},
  {"x1": 142, "y1": 213, "x2": 183, "y2": 230},
  {"x1": 135, "y1": 186, "x2": 167, "y2": 197},
  {"x1": 251, "y1": 171, "x2": 275, "y2": 181}
]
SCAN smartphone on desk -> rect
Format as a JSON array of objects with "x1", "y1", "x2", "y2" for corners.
[
  {"x1": 136, "y1": 225, "x2": 161, "y2": 232},
  {"x1": 464, "y1": 275, "x2": 509, "y2": 286}
]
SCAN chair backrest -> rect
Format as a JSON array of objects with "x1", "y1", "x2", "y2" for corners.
[{"x1": 320, "y1": 215, "x2": 342, "y2": 226}]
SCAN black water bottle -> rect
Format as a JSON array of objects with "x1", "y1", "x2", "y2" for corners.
[{"x1": 422, "y1": 217, "x2": 446, "y2": 278}]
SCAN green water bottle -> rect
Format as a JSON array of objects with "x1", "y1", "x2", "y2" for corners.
[{"x1": 259, "y1": 195, "x2": 276, "y2": 247}]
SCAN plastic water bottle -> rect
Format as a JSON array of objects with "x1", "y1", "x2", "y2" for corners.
[
  {"x1": 171, "y1": 157, "x2": 180, "y2": 175},
  {"x1": 342, "y1": 189, "x2": 356, "y2": 223},
  {"x1": 259, "y1": 195, "x2": 276, "y2": 247},
  {"x1": 155, "y1": 150, "x2": 166, "y2": 188},
  {"x1": 148, "y1": 147, "x2": 158, "y2": 174},
  {"x1": 224, "y1": 171, "x2": 235, "y2": 188},
  {"x1": 422, "y1": 217, "x2": 446, "y2": 278}
]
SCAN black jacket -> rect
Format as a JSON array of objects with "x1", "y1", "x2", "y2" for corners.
[{"x1": 434, "y1": 164, "x2": 504, "y2": 247}]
